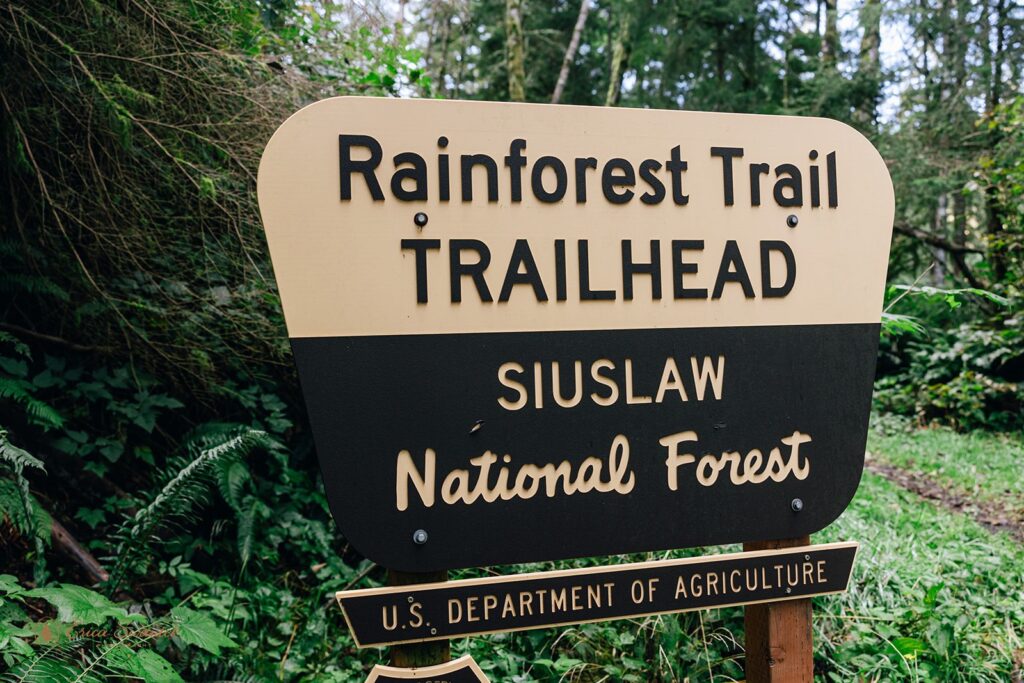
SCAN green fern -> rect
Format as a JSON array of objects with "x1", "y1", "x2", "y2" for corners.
[
  {"x1": 0, "y1": 332, "x2": 30, "y2": 358},
  {"x1": 0, "y1": 378, "x2": 63, "y2": 430},
  {"x1": 0, "y1": 273, "x2": 71, "y2": 302},
  {"x1": 0, "y1": 429, "x2": 49, "y2": 585},
  {"x1": 108, "y1": 426, "x2": 273, "y2": 589},
  {"x1": 0, "y1": 613, "x2": 182, "y2": 683}
]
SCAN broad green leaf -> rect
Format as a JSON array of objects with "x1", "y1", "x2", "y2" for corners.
[
  {"x1": 0, "y1": 573, "x2": 23, "y2": 595},
  {"x1": 23, "y1": 584, "x2": 129, "y2": 625},
  {"x1": 170, "y1": 606, "x2": 236, "y2": 655},
  {"x1": 891, "y1": 636, "x2": 929, "y2": 659}
]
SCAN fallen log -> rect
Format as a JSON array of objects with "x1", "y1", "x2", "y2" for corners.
[{"x1": 51, "y1": 517, "x2": 109, "y2": 584}]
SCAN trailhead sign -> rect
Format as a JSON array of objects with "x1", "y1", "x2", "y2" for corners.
[{"x1": 257, "y1": 97, "x2": 894, "y2": 572}]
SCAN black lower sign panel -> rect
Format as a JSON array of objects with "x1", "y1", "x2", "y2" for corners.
[
  {"x1": 295, "y1": 324, "x2": 878, "y2": 571},
  {"x1": 365, "y1": 655, "x2": 489, "y2": 683},
  {"x1": 337, "y1": 542, "x2": 857, "y2": 647}
]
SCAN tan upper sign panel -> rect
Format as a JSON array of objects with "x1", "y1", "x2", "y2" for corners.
[{"x1": 257, "y1": 97, "x2": 894, "y2": 338}]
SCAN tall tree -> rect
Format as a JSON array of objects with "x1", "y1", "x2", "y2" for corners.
[
  {"x1": 552, "y1": 0, "x2": 591, "y2": 104},
  {"x1": 821, "y1": 0, "x2": 840, "y2": 69},
  {"x1": 854, "y1": 0, "x2": 882, "y2": 125},
  {"x1": 506, "y1": 0, "x2": 527, "y2": 101},
  {"x1": 605, "y1": 5, "x2": 632, "y2": 106}
]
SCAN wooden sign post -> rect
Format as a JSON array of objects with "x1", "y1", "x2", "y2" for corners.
[
  {"x1": 744, "y1": 537, "x2": 813, "y2": 682},
  {"x1": 257, "y1": 97, "x2": 894, "y2": 680},
  {"x1": 387, "y1": 570, "x2": 448, "y2": 668}
]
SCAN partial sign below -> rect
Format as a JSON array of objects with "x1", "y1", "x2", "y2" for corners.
[
  {"x1": 365, "y1": 655, "x2": 489, "y2": 683},
  {"x1": 337, "y1": 542, "x2": 857, "y2": 647}
]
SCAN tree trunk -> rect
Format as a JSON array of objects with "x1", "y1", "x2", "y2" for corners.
[
  {"x1": 506, "y1": 0, "x2": 527, "y2": 102},
  {"x1": 932, "y1": 192, "x2": 948, "y2": 286},
  {"x1": 395, "y1": 0, "x2": 408, "y2": 46},
  {"x1": 988, "y1": 0, "x2": 1007, "y2": 111},
  {"x1": 821, "y1": 0, "x2": 839, "y2": 69},
  {"x1": 985, "y1": 0, "x2": 1008, "y2": 283},
  {"x1": 605, "y1": 9, "x2": 632, "y2": 106},
  {"x1": 854, "y1": 0, "x2": 882, "y2": 125},
  {"x1": 552, "y1": 0, "x2": 590, "y2": 104}
]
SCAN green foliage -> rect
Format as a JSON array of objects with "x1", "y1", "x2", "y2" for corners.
[
  {"x1": 869, "y1": 414, "x2": 1024, "y2": 507},
  {"x1": 109, "y1": 426, "x2": 275, "y2": 589},
  {"x1": 809, "y1": 425, "x2": 1024, "y2": 682},
  {"x1": 0, "y1": 430, "x2": 50, "y2": 586},
  {"x1": 170, "y1": 606, "x2": 238, "y2": 656},
  {"x1": 0, "y1": 577, "x2": 221, "y2": 682},
  {"x1": 877, "y1": 273, "x2": 1022, "y2": 430},
  {"x1": 875, "y1": 321, "x2": 1023, "y2": 430},
  {"x1": 21, "y1": 585, "x2": 137, "y2": 626},
  {"x1": 0, "y1": 0, "x2": 1022, "y2": 680}
]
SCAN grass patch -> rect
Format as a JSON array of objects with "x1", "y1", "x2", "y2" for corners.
[
  {"x1": 815, "y1": 471, "x2": 1024, "y2": 682},
  {"x1": 868, "y1": 415, "x2": 1024, "y2": 508},
  {"x1": 439, "y1": 425, "x2": 1024, "y2": 682}
]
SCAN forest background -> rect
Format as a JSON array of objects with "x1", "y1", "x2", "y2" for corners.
[{"x1": 0, "y1": 0, "x2": 1022, "y2": 681}]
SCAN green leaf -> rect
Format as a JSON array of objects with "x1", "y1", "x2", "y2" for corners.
[
  {"x1": 107, "y1": 645, "x2": 184, "y2": 682},
  {"x1": 75, "y1": 507, "x2": 106, "y2": 529},
  {"x1": 0, "y1": 357, "x2": 28, "y2": 378},
  {"x1": 0, "y1": 574, "x2": 23, "y2": 595},
  {"x1": 105, "y1": 643, "x2": 146, "y2": 677},
  {"x1": 136, "y1": 648, "x2": 184, "y2": 681},
  {"x1": 891, "y1": 636, "x2": 929, "y2": 659},
  {"x1": 23, "y1": 584, "x2": 129, "y2": 625},
  {"x1": 218, "y1": 460, "x2": 249, "y2": 511},
  {"x1": 170, "y1": 606, "x2": 236, "y2": 655}
]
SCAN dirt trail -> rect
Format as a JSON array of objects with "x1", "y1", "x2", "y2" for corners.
[{"x1": 865, "y1": 455, "x2": 1024, "y2": 544}]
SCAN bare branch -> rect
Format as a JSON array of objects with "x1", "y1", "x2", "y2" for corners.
[{"x1": 894, "y1": 222, "x2": 983, "y2": 254}]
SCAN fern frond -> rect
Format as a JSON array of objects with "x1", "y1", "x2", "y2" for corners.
[
  {"x1": 236, "y1": 497, "x2": 257, "y2": 571},
  {"x1": 0, "y1": 428, "x2": 50, "y2": 584},
  {"x1": 1, "y1": 617, "x2": 179, "y2": 683},
  {"x1": 0, "y1": 331, "x2": 31, "y2": 358},
  {"x1": 0, "y1": 479, "x2": 50, "y2": 543},
  {"x1": 0, "y1": 378, "x2": 64, "y2": 429},
  {"x1": 216, "y1": 459, "x2": 250, "y2": 512},
  {"x1": 0, "y1": 429, "x2": 45, "y2": 473},
  {"x1": 108, "y1": 427, "x2": 272, "y2": 589},
  {"x1": 0, "y1": 273, "x2": 71, "y2": 302}
]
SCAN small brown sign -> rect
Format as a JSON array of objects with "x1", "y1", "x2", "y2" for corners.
[
  {"x1": 365, "y1": 655, "x2": 489, "y2": 683},
  {"x1": 337, "y1": 542, "x2": 857, "y2": 647}
]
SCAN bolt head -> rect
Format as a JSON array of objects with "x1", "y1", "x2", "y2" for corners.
[
  {"x1": 414, "y1": 212, "x2": 429, "y2": 227},
  {"x1": 791, "y1": 498, "x2": 804, "y2": 512},
  {"x1": 412, "y1": 529, "x2": 429, "y2": 545},
  {"x1": 786, "y1": 214, "x2": 799, "y2": 228}
]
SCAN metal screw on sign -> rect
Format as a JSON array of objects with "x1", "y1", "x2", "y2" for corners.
[
  {"x1": 791, "y1": 498, "x2": 804, "y2": 512},
  {"x1": 414, "y1": 212, "x2": 429, "y2": 228},
  {"x1": 786, "y1": 214, "x2": 799, "y2": 228},
  {"x1": 413, "y1": 529, "x2": 429, "y2": 545}
]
